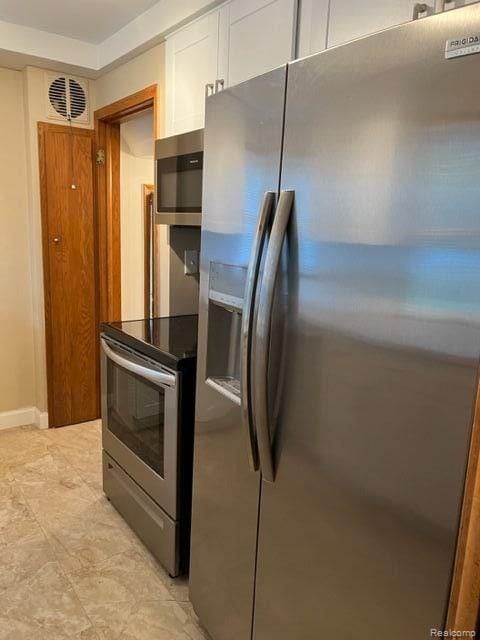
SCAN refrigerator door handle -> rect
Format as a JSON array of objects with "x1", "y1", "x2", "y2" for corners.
[
  {"x1": 240, "y1": 191, "x2": 275, "y2": 471},
  {"x1": 253, "y1": 190, "x2": 294, "y2": 482}
]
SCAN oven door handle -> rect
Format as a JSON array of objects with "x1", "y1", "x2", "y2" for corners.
[{"x1": 101, "y1": 338, "x2": 176, "y2": 389}]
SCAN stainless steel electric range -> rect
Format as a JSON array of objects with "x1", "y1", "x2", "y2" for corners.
[{"x1": 100, "y1": 315, "x2": 197, "y2": 577}]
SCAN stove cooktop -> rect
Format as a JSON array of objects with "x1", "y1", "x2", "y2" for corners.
[{"x1": 101, "y1": 315, "x2": 198, "y2": 370}]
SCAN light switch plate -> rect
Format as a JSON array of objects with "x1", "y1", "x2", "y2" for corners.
[{"x1": 184, "y1": 250, "x2": 199, "y2": 275}]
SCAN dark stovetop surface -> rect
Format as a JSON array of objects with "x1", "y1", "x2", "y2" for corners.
[{"x1": 101, "y1": 315, "x2": 198, "y2": 371}]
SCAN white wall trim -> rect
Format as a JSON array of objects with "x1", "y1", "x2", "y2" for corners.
[
  {"x1": 0, "y1": 0, "x2": 224, "y2": 76},
  {"x1": 0, "y1": 19, "x2": 97, "y2": 69},
  {"x1": 98, "y1": 0, "x2": 222, "y2": 69},
  {"x1": 33, "y1": 408, "x2": 49, "y2": 429},
  {"x1": 0, "y1": 406, "x2": 48, "y2": 431}
]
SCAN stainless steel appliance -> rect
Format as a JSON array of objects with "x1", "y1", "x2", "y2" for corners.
[
  {"x1": 189, "y1": 6, "x2": 480, "y2": 639},
  {"x1": 101, "y1": 316, "x2": 197, "y2": 577},
  {"x1": 155, "y1": 129, "x2": 203, "y2": 226}
]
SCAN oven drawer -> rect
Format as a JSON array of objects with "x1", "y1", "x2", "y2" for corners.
[{"x1": 103, "y1": 451, "x2": 180, "y2": 577}]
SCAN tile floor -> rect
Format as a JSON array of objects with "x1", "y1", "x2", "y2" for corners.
[{"x1": 0, "y1": 420, "x2": 208, "y2": 640}]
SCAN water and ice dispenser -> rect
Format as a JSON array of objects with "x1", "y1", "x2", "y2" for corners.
[{"x1": 205, "y1": 262, "x2": 247, "y2": 404}]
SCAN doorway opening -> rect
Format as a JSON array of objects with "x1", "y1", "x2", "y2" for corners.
[
  {"x1": 144, "y1": 184, "x2": 156, "y2": 318},
  {"x1": 118, "y1": 108, "x2": 156, "y2": 321},
  {"x1": 94, "y1": 84, "x2": 159, "y2": 323}
]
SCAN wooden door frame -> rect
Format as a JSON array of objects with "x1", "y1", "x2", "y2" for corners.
[
  {"x1": 143, "y1": 184, "x2": 155, "y2": 317},
  {"x1": 448, "y1": 384, "x2": 480, "y2": 632},
  {"x1": 94, "y1": 84, "x2": 158, "y2": 322},
  {"x1": 38, "y1": 122, "x2": 98, "y2": 427}
]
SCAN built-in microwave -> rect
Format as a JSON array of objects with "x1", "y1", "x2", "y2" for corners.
[{"x1": 155, "y1": 129, "x2": 204, "y2": 226}]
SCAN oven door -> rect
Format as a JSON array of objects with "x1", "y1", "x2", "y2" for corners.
[{"x1": 101, "y1": 336, "x2": 179, "y2": 519}]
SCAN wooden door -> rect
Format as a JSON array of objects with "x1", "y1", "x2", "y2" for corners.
[
  {"x1": 165, "y1": 10, "x2": 219, "y2": 135},
  {"x1": 218, "y1": 0, "x2": 296, "y2": 89},
  {"x1": 38, "y1": 123, "x2": 99, "y2": 428}
]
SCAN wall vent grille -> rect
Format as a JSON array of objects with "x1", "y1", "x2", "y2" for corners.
[{"x1": 45, "y1": 73, "x2": 90, "y2": 124}]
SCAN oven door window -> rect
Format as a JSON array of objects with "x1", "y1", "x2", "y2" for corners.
[
  {"x1": 107, "y1": 361, "x2": 167, "y2": 478},
  {"x1": 156, "y1": 152, "x2": 203, "y2": 213}
]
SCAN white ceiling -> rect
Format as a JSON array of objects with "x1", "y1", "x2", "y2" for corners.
[{"x1": 0, "y1": 0, "x2": 161, "y2": 44}]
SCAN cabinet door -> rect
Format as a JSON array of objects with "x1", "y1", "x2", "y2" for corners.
[
  {"x1": 328, "y1": 0, "x2": 424, "y2": 48},
  {"x1": 218, "y1": 0, "x2": 296, "y2": 89},
  {"x1": 165, "y1": 11, "x2": 219, "y2": 136},
  {"x1": 296, "y1": 0, "x2": 329, "y2": 58}
]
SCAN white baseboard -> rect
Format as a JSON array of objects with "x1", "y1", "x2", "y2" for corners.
[
  {"x1": 0, "y1": 407, "x2": 49, "y2": 431},
  {"x1": 34, "y1": 408, "x2": 49, "y2": 429}
]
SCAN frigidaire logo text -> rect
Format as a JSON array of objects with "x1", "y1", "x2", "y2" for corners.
[
  {"x1": 451, "y1": 35, "x2": 480, "y2": 47},
  {"x1": 445, "y1": 32, "x2": 480, "y2": 59}
]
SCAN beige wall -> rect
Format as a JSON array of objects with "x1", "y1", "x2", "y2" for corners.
[
  {"x1": 94, "y1": 43, "x2": 165, "y2": 138},
  {"x1": 120, "y1": 111, "x2": 154, "y2": 321},
  {"x1": 0, "y1": 67, "x2": 36, "y2": 413},
  {"x1": 22, "y1": 66, "x2": 47, "y2": 415}
]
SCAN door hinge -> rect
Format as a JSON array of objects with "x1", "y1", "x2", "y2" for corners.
[{"x1": 96, "y1": 149, "x2": 106, "y2": 165}]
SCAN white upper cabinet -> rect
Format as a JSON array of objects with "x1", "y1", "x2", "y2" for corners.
[
  {"x1": 165, "y1": 0, "x2": 444, "y2": 136},
  {"x1": 165, "y1": 11, "x2": 219, "y2": 137},
  {"x1": 327, "y1": 0, "x2": 426, "y2": 48},
  {"x1": 296, "y1": 0, "x2": 329, "y2": 59},
  {"x1": 165, "y1": 0, "x2": 297, "y2": 136},
  {"x1": 218, "y1": 0, "x2": 297, "y2": 88}
]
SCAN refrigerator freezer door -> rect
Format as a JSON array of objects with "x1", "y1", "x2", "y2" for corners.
[
  {"x1": 189, "y1": 67, "x2": 287, "y2": 640},
  {"x1": 254, "y1": 7, "x2": 480, "y2": 640}
]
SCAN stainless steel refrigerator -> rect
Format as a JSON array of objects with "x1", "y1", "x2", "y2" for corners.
[{"x1": 189, "y1": 5, "x2": 480, "y2": 639}]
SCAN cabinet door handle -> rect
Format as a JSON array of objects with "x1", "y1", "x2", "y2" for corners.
[
  {"x1": 435, "y1": 0, "x2": 455, "y2": 10},
  {"x1": 413, "y1": 3, "x2": 429, "y2": 19},
  {"x1": 205, "y1": 83, "x2": 214, "y2": 99},
  {"x1": 215, "y1": 78, "x2": 225, "y2": 93}
]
